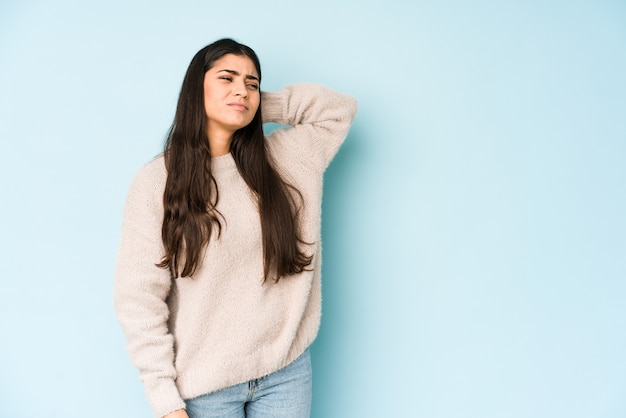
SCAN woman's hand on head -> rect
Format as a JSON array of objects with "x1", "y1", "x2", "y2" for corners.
[{"x1": 163, "y1": 409, "x2": 189, "y2": 418}]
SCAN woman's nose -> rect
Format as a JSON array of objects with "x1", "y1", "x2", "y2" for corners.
[{"x1": 233, "y1": 81, "x2": 248, "y2": 98}]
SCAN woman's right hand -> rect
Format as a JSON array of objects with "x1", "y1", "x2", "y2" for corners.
[{"x1": 163, "y1": 409, "x2": 189, "y2": 418}]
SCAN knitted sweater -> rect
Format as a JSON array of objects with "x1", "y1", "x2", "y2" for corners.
[{"x1": 114, "y1": 84, "x2": 357, "y2": 418}]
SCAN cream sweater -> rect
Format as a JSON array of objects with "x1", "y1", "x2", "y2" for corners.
[{"x1": 114, "y1": 84, "x2": 357, "y2": 418}]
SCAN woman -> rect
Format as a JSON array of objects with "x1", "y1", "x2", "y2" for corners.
[{"x1": 114, "y1": 38, "x2": 357, "y2": 418}]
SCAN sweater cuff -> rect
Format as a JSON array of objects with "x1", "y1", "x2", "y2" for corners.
[
  {"x1": 261, "y1": 91, "x2": 287, "y2": 125},
  {"x1": 145, "y1": 377, "x2": 186, "y2": 418}
]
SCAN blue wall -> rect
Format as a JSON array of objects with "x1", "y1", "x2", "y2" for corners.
[{"x1": 1, "y1": 1, "x2": 625, "y2": 417}]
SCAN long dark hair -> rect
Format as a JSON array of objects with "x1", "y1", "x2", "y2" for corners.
[{"x1": 157, "y1": 38, "x2": 312, "y2": 281}]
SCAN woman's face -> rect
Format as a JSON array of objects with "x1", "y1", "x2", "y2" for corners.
[{"x1": 203, "y1": 53, "x2": 260, "y2": 141}]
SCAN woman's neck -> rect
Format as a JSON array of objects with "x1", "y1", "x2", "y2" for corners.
[{"x1": 207, "y1": 128, "x2": 233, "y2": 157}]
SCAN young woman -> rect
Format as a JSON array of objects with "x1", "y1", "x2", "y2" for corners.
[{"x1": 114, "y1": 38, "x2": 357, "y2": 418}]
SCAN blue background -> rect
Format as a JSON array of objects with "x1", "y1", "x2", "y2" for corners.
[{"x1": 1, "y1": 1, "x2": 625, "y2": 417}]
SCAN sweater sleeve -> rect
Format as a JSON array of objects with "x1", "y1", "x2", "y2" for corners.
[
  {"x1": 262, "y1": 83, "x2": 358, "y2": 172},
  {"x1": 113, "y1": 161, "x2": 186, "y2": 418}
]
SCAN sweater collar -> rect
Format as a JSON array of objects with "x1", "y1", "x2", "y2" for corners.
[{"x1": 211, "y1": 152, "x2": 236, "y2": 171}]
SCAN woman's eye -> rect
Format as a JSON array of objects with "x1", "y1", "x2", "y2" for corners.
[
  {"x1": 220, "y1": 76, "x2": 232, "y2": 82},
  {"x1": 247, "y1": 84, "x2": 259, "y2": 90}
]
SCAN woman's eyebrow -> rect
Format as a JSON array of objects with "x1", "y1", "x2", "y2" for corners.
[{"x1": 217, "y1": 69, "x2": 259, "y2": 82}]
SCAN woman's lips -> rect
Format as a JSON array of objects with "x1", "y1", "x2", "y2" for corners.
[{"x1": 228, "y1": 103, "x2": 248, "y2": 111}]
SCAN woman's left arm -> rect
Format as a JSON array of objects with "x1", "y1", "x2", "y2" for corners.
[{"x1": 262, "y1": 83, "x2": 358, "y2": 171}]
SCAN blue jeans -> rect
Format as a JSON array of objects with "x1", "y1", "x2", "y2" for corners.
[{"x1": 185, "y1": 349, "x2": 312, "y2": 418}]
